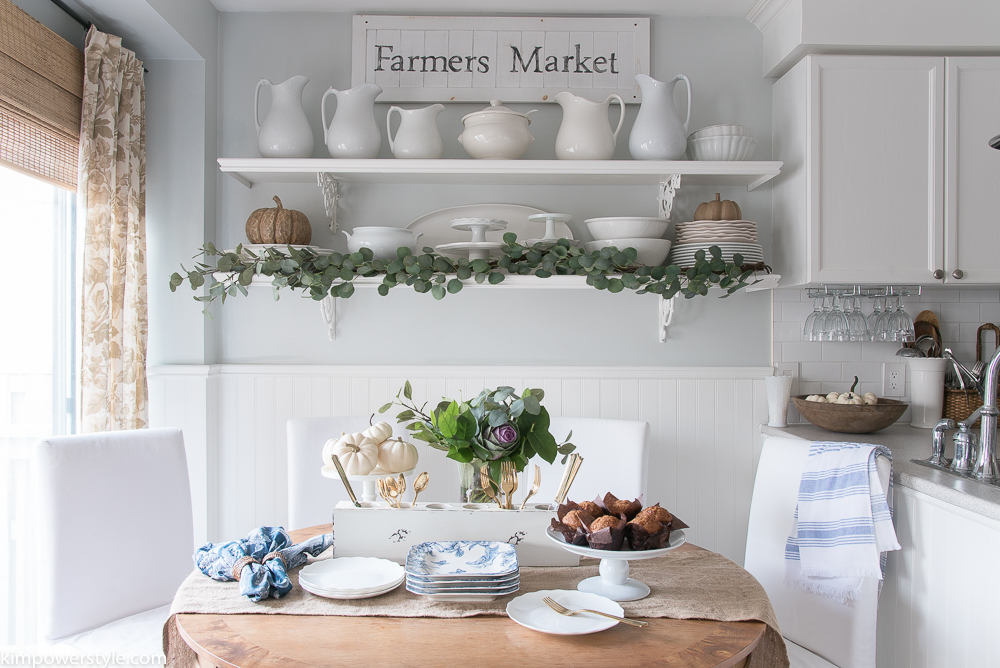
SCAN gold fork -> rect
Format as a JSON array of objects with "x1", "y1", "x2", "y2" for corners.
[
  {"x1": 519, "y1": 465, "x2": 542, "y2": 510},
  {"x1": 542, "y1": 596, "x2": 648, "y2": 628},
  {"x1": 479, "y1": 466, "x2": 503, "y2": 508},
  {"x1": 376, "y1": 478, "x2": 394, "y2": 507},
  {"x1": 500, "y1": 461, "x2": 518, "y2": 510}
]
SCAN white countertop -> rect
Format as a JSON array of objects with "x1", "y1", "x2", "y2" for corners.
[{"x1": 759, "y1": 423, "x2": 1000, "y2": 522}]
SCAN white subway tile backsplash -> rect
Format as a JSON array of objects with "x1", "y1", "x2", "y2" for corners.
[
  {"x1": 800, "y1": 362, "x2": 844, "y2": 382},
  {"x1": 919, "y1": 288, "x2": 961, "y2": 303},
  {"x1": 773, "y1": 342, "x2": 782, "y2": 362},
  {"x1": 773, "y1": 320, "x2": 803, "y2": 342},
  {"x1": 939, "y1": 323, "x2": 961, "y2": 344},
  {"x1": 981, "y1": 303, "x2": 1000, "y2": 323},
  {"x1": 781, "y1": 300, "x2": 818, "y2": 322},
  {"x1": 842, "y1": 362, "x2": 883, "y2": 383},
  {"x1": 772, "y1": 288, "x2": 803, "y2": 302},
  {"x1": 782, "y1": 342, "x2": 823, "y2": 362},
  {"x1": 861, "y1": 342, "x2": 901, "y2": 362},
  {"x1": 822, "y1": 342, "x2": 863, "y2": 362},
  {"x1": 959, "y1": 321, "x2": 984, "y2": 343},
  {"x1": 960, "y1": 288, "x2": 999, "y2": 303},
  {"x1": 798, "y1": 381, "x2": 823, "y2": 395},
  {"x1": 941, "y1": 302, "x2": 981, "y2": 323}
]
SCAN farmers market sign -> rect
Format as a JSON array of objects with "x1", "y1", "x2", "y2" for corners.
[{"x1": 351, "y1": 15, "x2": 650, "y2": 103}]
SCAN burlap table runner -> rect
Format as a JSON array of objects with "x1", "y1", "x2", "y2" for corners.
[{"x1": 165, "y1": 547, "x2": 788, "y2": 668}]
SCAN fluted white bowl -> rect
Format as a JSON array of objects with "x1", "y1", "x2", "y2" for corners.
[
  {"x1": 687, "y1": 135, "x2": 758, "y2": 161},
  {"x1": 585, "y1": 217, "x2": 669, "y2": 240},
  {"x1": 688, "y1": 124, "x2": 754, "y2": 141},
  {"x1": 583, "y1": 238, "x2": 672, "y2": 266}
]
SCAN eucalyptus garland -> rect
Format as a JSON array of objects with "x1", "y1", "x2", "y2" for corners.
[{"x1": 169, "y1": 233, "x2": 766, "y2": 316}]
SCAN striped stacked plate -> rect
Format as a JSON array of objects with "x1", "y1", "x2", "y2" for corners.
[
  {"x1": 674, "y1": 220, "x2": 757, "y2": 244},
  {"x1": 669, "y1": 242, "x2": 764, "y2": 268}
]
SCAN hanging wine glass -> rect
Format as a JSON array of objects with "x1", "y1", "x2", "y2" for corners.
[
  {"x1": 847, "y1": 295, "x2": 870, "y2": 341},
  {"x1": 803, "y1": 297, "x2": 823, "y2": 342},
  {"x1": 826, "y1": 293, "x2": 850, "y2": 342},
  {"x1": 811, "y1": 295, "x2": 832, "y2": 342},
  {"x1": 868, "y1": 295, "x2": 885, "y2": 339}
]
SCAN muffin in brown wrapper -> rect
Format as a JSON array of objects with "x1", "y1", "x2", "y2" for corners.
[
  {"x1": 602, "y1": 492, "x2": 643, "y2": 520},
  {"x1": 625, "y1": 512, "x2": 690, "y2": 551},
  {"x1": 563, "y1": 509, "x2": 596, "y2": 531},
  {"x1": 635, "y1": 504, "x2": 673, "y2": 525},
  {"x1": 583, "y1": 513, "x2": 628, "y2": 551},
  {"x1": 550, "y1": 517, "x2": 589, "y2": 546},
  {"x1": 556, "y1": 500, "x2": 583, "y2": 523},
  {"x1": 577, "y1": 500, "x2": 605, "y2": 518}
]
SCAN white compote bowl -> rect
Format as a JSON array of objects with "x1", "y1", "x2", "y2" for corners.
[{"x1": 545, "y1": 526, "x2": 686, "y2": 601}]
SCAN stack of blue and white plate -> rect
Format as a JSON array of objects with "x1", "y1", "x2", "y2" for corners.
[{"x1": 405, "y1": 540, "x2": 520, "y2": 602}]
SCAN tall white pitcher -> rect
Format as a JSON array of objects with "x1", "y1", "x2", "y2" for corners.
[
  {"x1": 628, "y1": 73, "x2": 692, "y2": 160},
  {"x1": 553, "y1": 92, "x2": 625, "y2": 160},
  {"x1": 386, "y1": 104, "x2": 445, "y2": 159},
  {"x1": 255, "y1": 75, "x2": 314, "y2": 158},
  {"x1": 322, "y1": 82, "x2": 383, "y2": 159}
]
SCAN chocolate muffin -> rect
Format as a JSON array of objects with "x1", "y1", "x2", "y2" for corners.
[
  {"x1": 563, "y1": 509, "x2": 595, "y2": 530},
  {"x1": 589, "y1": 514, "x2": 620, "y2": 533},
  {"x1": 636, "y1": 505, "x2": 673, "y2": 525},
  {"x1": 577, "y1": 500, "x2": 605, "y2": 518}
]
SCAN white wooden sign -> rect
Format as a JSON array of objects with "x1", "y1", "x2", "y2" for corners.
[{"x1": 352, "y1": 15, "x2": 650, "y2": 103}]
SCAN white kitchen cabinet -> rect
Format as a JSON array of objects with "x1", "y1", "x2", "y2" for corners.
[
  {"x1": 946, "y1": 57, "x2": 1000, "y2": 284},
  {"x1": 773, "y1": 55, "x2": 1000, "y2": 287},
  {"x1": 772, "y1": 55, "x2": 946, "y2": 286},
  {"x1": 877, "y1": 486, "x2": 1000, "y2": 667}
]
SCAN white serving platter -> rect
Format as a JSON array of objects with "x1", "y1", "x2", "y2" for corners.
[{"x1": 406, "y1": 204, "x2": 571, "y2": 249}]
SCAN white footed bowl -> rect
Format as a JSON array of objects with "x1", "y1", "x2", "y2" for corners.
[
  {"x1": 688, "y1": 124, "x2": 754, "y2": 140},
  {"x1": 687, "y1": 135, "x2": 758, "y2": 161},
  {"x1": 583, "y1": 238, "x2": 672, "y2": 266},
  {"x1": 585, "y1": 217, "x2": 669, "y2": 240}
]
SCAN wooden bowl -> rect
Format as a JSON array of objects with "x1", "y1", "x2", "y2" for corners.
[{"x1": 791, "y1": 395, "x2": 909, "y2": 434}]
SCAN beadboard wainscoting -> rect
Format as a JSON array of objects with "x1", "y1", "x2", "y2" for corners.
[{"x1": 148, "y1": 365, "x2": 770, "y2": 565}]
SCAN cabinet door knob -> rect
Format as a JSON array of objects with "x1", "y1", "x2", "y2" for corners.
[
  {"x1": 953, "y1": 269, "x2": 965, "y2": 280},
  {"x1": 932, "y1": 269, "x2": 944, "y2": 279}
]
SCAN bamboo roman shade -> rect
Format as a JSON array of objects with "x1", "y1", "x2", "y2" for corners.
[{"x1": 0, "y1": 0, "x2": 83, "y2": 190}]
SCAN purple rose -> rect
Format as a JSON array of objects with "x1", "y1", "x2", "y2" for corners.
[{"x1": 482, "y1": 423, "x2": 519, "y2": 459}]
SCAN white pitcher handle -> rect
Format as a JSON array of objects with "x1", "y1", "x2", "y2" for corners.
[
  {"x1": 675, "y1": 74, "x2": 692, "y2": 135},
  {"x1": 608, "y1": 94, "x2": 626, "y2": 141},
  {"x1": 254, "y1": 79, "x2": 269, "y2": 134},
  {"x1": 386, "y1": 106, "x2": 401, "y2": 153},
  {"x1": 321, "y1": 88, "x2": 338, "y2": 145}
]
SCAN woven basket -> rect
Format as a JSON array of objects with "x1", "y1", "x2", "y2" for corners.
[{"x1": 943, "y1": 388, "x2": 982, "y2": 424}]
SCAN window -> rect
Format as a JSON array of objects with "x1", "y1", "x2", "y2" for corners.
[{"x1": 0, "y1": 164, "x2": 78, "y2": 645}]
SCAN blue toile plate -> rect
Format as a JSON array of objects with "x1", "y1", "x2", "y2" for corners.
[{"x1": 405, "y1": 540, "x2": 519, "y2": 578}]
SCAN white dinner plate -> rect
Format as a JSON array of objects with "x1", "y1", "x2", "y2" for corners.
[
  {"x1": 300, "y1": 577, "x2": 403, "y2": 600},
  {"x1": 298, "y1": 557, "x2": 404, "y2": 593},
  {"x1": 407, "y1": 204, "x2": 572, "y2": 249},
  {"x1": 406, "y1": 577, "x2": 520, "y2": 593},
  {"x1": 405, "y1": 571, "x2": 520, "y2": 586},
  {"x1": 299, "y1": 574, "x2": 404, "y2": 595},
  {"x1": 405, "y1": 541, "x2": 519, "y2": 578},
  {"x1": 506, "y1": 589, "x2": 624, "y2": 635},
  {"x1": 405, "y1": 582, "x2": 519, "y2": 602}
]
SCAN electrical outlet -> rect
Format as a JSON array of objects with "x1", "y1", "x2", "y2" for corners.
[{"x1": 883, "y1": 363, "x2": 905, "y2": 397}]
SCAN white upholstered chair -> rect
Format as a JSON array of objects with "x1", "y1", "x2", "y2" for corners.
[
  {"x1": 34, "y1": 428, "x2": 194, "y2": 654},
  {"x1": 529, "y1": 417, "x2": 649, "y2": 504},
  {"x1": 287, "y1": 416, "x2": 374, "y2": 529},
  {"x1": 744, "y1": 436, "x2": 891, "y2": 668}
]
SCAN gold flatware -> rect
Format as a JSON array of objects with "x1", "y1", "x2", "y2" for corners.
[
  {"x1": 376, "y1": 478, "x2": 393, "y2": 507},
  {"x1": 331, "y1": 455, "x2": 361, "y2": 507},
  {"x1": 383, "y1": 476, "x2": 401, "y2": 508},
  {"x1": 519, "y1": 465, "x2": 542, "y2": 510},
  {"x1": 555, "y1": 454, "x2": 584, "y2": 504},
  {"x1": 480, "y1": 466, "x2": 503, "y2": 508},
  {"x1": 397, "y1": 473, "x2": 406, "y2": 502},
  {"x1": 411, "y1": 472, "x2": 429, "y2": 506},
  {"x1": 500, "y1": 461, "x2": 518, "y2": 510},
  {"x1": 542, "y1": 596, "x2": 648, "y2": 628}
]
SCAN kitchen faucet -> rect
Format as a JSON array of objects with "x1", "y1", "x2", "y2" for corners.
[
  {"x1": 932, "y1": 348, "x2": 1000, "y2": 483},
  {"x1": 974, "y1": 344, "x2": 1000, "y2": 482}
]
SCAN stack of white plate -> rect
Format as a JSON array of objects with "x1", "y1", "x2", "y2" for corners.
[
  {"x1": 298, "y1": 557, "x2": 404, "y2": 600},
  {"x1": 405, "y1": 540, "x2": 520, "y2": 602},
  {"x1": 669, "y1": 242, "x2": 764, "y2": 268},
  {"x1": 674, "y1": 220, "x2": 757, "y2": 244}
]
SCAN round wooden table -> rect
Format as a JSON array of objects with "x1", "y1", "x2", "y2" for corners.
[{"x1": 176, "y1": 525, "x2": 766, "y2": 668}]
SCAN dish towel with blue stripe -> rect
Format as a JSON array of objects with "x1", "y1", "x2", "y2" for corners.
[{"x1": 784, "y1": 441, "x2": 901, "y2": 603}]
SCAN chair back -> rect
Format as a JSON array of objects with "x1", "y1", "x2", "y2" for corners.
[
  {"x1": 530, "y1": 417, "x2": 649, "y2": 505},
  {"x1": 287, "y1": 416, "x2": 374, "y2": 529},
  {"x1": 744, "y1": 436, "x2": 891, "y2": 668},
  {"x1": 34, "y1": 428, "x2": 194, "y2": 640}
]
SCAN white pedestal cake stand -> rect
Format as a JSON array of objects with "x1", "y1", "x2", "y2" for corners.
[
  {"x1": 322, "y1": 468, "x2": 416, "y2": 503},
  {"x1": 545, "y1": 527, "x2": 686, "y2": 601}
]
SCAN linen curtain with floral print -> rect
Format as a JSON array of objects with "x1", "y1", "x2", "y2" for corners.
[{"x1": 79, "y1": 26, "x2": 147, "y2": 432}]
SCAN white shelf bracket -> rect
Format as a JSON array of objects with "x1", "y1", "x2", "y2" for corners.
[
  {"x1": 658, "y1": 296, "x2": 675, "y2": 343},
  {"x1": 657, "y1": 174, "x2": 682, "y2": 220},
  {"x1": 317, "y1": 172, "x2": 340, "y2": 235},
  {"x1": 320, "y1": 294, "x2": 336, "y2": 341}
]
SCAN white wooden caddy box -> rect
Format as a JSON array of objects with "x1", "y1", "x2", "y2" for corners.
[{"x1": 332, "y1": 501, "x2": 579, "y2": 567}]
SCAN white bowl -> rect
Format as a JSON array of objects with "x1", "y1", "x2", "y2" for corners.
[
  {"x1": 687, "y1": 135, "x2": 758, "y2": 161},
  {"x1": 583, "y1": 238, "x2": 672, "y2": 266},
  {"x1": 585, "y1": 217, "x2": 669, "y2": 240},
  {"x1": 688, "y1": 124, "x2": 754, "y2": 140}
]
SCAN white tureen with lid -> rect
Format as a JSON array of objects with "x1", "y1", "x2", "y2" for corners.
[{"x1": 457, "y1": 100, "x2": 536, "y2": 160}]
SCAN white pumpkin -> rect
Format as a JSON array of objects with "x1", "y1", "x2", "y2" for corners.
[
  {"x1": 377, "y1": 437, "x2": 419, "y2": 474},
  {"x1": 363, "y1": 421, "x2": 393, "y2": 444},
  {"x1": 327, "y1": 432, "x2": 379, "y2": 475}
]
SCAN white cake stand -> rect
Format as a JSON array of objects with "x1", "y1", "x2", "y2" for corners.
[
  {"x1": 450, "y1": 218, "x2": 508, "y2": 242},
  {"x1": 321, "y1": 467, "x2": 416, "y2": 503},
  {"x1": 526, "y1": 213, "x2": 573, "y2": 245},
  {"x1": 545, "y1": 526, "x2": 686, "y2": 601}
]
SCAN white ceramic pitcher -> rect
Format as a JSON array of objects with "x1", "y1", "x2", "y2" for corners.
[
  {"x1": 255, "y1": 75, "x2": 314, "y2": 158},
  {"x1": 386, "y1": 104, "x2": 445, "y2": 159},
  {"x1": 321, "y1": 82, "x2": 383, "y2": 159},
  {"x1": 628, "y1": 73, "x2": 692, "y2": 160},
  {"x1": 553, "y1": 92, "x2": 625, "y2": 160}
]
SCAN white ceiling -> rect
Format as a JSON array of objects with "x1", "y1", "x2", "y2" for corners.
[{"x1": 207, "y1": 0, "x2": 758, "y2": 16}]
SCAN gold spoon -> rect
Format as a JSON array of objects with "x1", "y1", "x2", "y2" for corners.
[
  {"x1": 411, "y1": 472, "x2": 429, "y2": 507},
  {"x1": 383, "y1": 476, "x2": 401, "y2": 508},
  {"x1": 397, "y1": 473, "x2": 406, "y2": 505}
]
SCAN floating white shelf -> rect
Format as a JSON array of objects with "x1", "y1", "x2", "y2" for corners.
[{"x1": 218, "y1": 158, "x2": 783, "y2": 190}]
